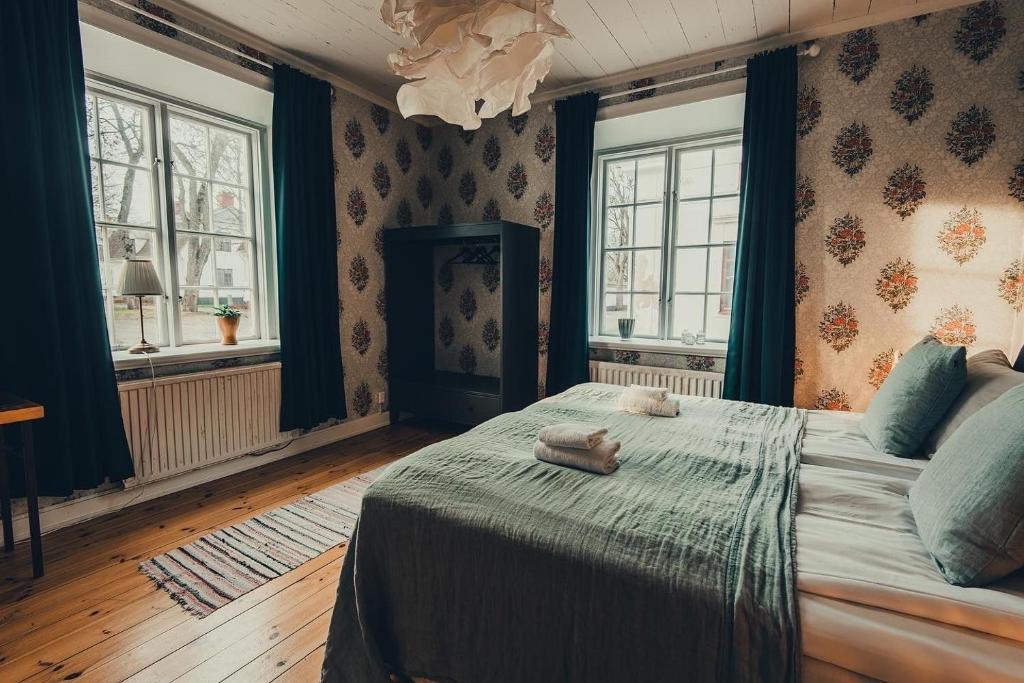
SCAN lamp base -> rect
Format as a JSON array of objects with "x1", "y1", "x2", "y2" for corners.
[{"x1": 128, "y1": 341, "x2": 160, "y2": 354}]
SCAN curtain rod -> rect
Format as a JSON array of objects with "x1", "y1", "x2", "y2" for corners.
[
  {"x1": 597, "y1": 43, "x2": 820, "y2": 102},
  {"x1": 103, "y1": 0, "x2": 273, "y2": 69}
]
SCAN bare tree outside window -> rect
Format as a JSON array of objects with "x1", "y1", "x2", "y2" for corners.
[
  {"x1": 86, "y1": 83, "x2": 266, "y2": 351},
  {"x1": 604, "y1": 165, "x2": 632, "y2": 293}
]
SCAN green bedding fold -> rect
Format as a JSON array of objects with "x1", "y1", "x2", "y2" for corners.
[{"x1": 323, "y1": 384, "x2": 806, "y2": 682}]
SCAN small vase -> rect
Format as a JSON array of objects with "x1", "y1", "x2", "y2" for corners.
[
  {"x1": 617, "y1": 318, "x2": 635, "y2": 340},
  {"x1": 217, "y1": 316, "x2": 240, "y2": 345}
]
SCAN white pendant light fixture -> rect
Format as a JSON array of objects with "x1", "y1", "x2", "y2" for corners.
[{"x1": 380, "y1": 1, "x2": 570, "y2": 130}]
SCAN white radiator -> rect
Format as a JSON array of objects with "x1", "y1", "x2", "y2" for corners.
[
  {"x1": 589, "y1": 361, "x2": 724, "y2": 399},
  {"x1": 117, "y1": 363, "x2": 283, "y2": 485}
]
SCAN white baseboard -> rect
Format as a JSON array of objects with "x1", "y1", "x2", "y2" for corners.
[{"x1": 7, "y1": 412, "x2": 391, "y2": 543}]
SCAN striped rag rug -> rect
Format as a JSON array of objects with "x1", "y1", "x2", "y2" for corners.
[{"x1": 139, "y1": 466, "x2": 384, "y2": 617}]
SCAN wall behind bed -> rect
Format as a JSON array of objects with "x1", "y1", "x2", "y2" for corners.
[
  {"x1": 333, "y1": 100, "x2": 558, "y2": 406},
  {"x1": 332, "y1": 92, "x2": 435, "y2": 418},
  {"x1": 795, "y1": 0, "x2": 1024, "y2": 411},
  {"x1": 429, "y1": 111, "x2": 558, "y2": 397}
]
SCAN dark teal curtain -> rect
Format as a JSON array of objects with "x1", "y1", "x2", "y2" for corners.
[
  {"x1": 724, "y1": 47, "x2": 798, "y2": 406},
  {"x1": 546, "y1": 92, "x2": 599, "y2": 396},
  {"x1": 273, "y1": 64, "x2": 346, "y2": 431},
  {"x1": 0, "y1": 0, "x2": 134, "y2": 496}
]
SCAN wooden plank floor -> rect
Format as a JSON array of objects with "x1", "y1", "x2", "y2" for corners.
[{"x1": 0, "y1": 420, "x2": 457, "y2": 682}]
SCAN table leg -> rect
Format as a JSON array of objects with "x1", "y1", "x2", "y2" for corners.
[
  {"x1": 0, "y1": 428, "x2": 12, "y2": 552},
  {"x1": 22, "y1": 423, "x2": 43, "y2": 578}
]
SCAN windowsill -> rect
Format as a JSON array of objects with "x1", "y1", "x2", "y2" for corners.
[
  {"x1": 589, "y1": 336, "x2": 728, "y2": 358},
  {"x1": 113, "y1": 339, "x2": 280, "y2": 370}
]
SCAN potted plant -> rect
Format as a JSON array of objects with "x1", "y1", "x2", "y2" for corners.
[{"x1": 213, "y1": 304, "x2": 241, "y2": 345}]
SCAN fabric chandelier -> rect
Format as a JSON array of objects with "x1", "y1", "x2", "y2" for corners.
[{"x1": 379, "y1": 0, "x2": 569, "y2": 129}]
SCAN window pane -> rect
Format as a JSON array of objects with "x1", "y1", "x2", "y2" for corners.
[
  {"x1": 707, "y1": 245, "x2": 737, "y2": 293},
  {"x1": 706, "y1": 294, "x2": 732, "y2": 341},
  {"x1": 710, "y1": 196, "x2": 739, "y2": 243},
  {"x1": 635, "y1": 156, "x2": 665, "y2": 202},
  {"x1": 713, "y1": 145, "x2": 742, "y2": 195},
  {"x1": 214, "y1": 238, "x2": 252, "y2": 288},
  {"x1": 605, "y1": 160, "x2": 635, "y2": 205},
  {"x1": 604, "y1": 251, "x2": 630, "y2": 291},
  {"x1": 97, "y1": 97, "x2": 148, "y2": 164},
  {"x1": 217, "y1": 290, "x2": 255, "y2": 338},
  {"x1": 86, "y1": 95, "x2": 98, "y2": 157},
  {"x1": 211, "y1": 185, "x2": 248, "y2": 235},
  {"x1": 101, "y1": 288, "x2": 113, "y2": 341},
  {"x1": 678, "y1": 149, "x2": 713, "y2": 199},
  {"x1": 174, "y1": 177, "x2": 211, "y2": 232},
  {"x1": 105, "y1": 228, "x2": 158, "y2": 262},
  {"x1": 632, "y1": 293, "x2": 659, "y2": 336},
  {"x1": 634, "y1": 204, "x2": 663, "y2": 247},
  {"x1": 177, "y1": 234, "x2": 215, "y2": 287},
  {"x1": 95, "y1": 232, "x2": 107, "y2": 290},
  {"x1": 677, "y1": 200, "x2": 710, "y2": 246},
  {"x1": 101, "y1": 165, "x2": 154, "y2": 225},
  {"x1": 674, "y1": 248, "x2": 707, "y2": 292},
  {"x1": 111, "y1": 295, "x2": 161, "y2": 349},
  {"x1": 169, "y1": 116, "x2": 210, "y2": 177},
  {"x1": 90, "y1": 161, "x2": 101, "y2": 218},
  {"x1": 632, "y1": 249, "x2": 661, "y2": 292},
  {"x1": 211, "y1": 128, "x2": 248, "y2": 185},
  {"x1": 605, "y1": 207, "x2": 631, "y2": 247},
  {"x1": 179, "y1": 288, "x2": 219, "y2": 342},
  {"x1": 601, "y1": 292, "x2": 631, "y2": 336},
  {"x1": 671, "y1": 295, "x2": 703, "y2": 338}
]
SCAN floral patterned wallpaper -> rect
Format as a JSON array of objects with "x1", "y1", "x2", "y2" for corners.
[
  {"x1": 434, "y1": 244, "x2": 502, "y2": 377},
  {"x1": 333, "y1": 95, "x2": 557, "y2": 411},
  {"x1": 429, "y1": 109, "x2": 557, "y2": 397},
  {"x1": 332, "y1": 91, "x2": 436, "y2": 418},
  {"x1": 589, "y1": 347, "x2": 725, "y2": 373},
  {"x1": 795, "y1": 1, "x2": 1024, "y2": 411}
]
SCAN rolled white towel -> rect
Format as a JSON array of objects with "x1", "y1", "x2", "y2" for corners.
[
  {"x1": 534, "y1": 440, "x2": 620, "y2": 475},
  {"x1": 618, "y1": 391, "x2": 680, "y2": 417},
  {"x1": 538, "y1": 422, "x2": 609, "y2": 450},
  {"x1": 628, "y1": 384, "x2": 669, "y2": 401}
]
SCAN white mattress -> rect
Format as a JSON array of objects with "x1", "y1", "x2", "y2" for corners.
[{"x1": 797, "y1": 411, "x2": 1024, "y2": 682}]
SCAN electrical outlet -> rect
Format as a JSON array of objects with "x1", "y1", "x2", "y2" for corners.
[{"x1": 377, "y1": 391, "x2": 386, "y2": 404}]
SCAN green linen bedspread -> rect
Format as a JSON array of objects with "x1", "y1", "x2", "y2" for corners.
[{"x1": 322, "y1": 383, "x2": 806, "y2": 682}]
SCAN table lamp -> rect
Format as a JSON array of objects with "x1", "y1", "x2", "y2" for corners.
[{"x1": 118, "y1": 259, "x2": 164, "y2": 354}]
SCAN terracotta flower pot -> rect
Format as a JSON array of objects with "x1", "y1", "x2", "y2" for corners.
[{"x1": 217, "y1": 315, "x2": 240, "y2": 345}]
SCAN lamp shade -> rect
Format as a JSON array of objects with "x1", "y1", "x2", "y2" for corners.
[{"x1": 118, "y1": 259, "x2": 164, "y2": 296}]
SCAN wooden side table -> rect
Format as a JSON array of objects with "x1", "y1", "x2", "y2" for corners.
[{"x1": 0, "y1": 393, "x2": 44, "y2": 578}]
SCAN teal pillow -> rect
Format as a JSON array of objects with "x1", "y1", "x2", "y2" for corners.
[
  {"x1": 861, "y1": 336, "x2": 966, "y2": 457},
  {"x1": 909, "y1": 384, "x2": 1024, "y2": 586}
]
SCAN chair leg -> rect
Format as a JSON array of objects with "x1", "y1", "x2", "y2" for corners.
[
  {"x1": 22, "y1": 423, "x2": 43, "y2": 578},
  {"x1": 0, "y1": 428, "x2": 12, "y2": 553}
]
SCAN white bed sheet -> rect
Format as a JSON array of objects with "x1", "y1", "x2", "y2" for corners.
[
  {"x1": 796, "y1": 458, "x2": 1024, "y2": 682},
  {"x1": 800, "y1": 410, "x2": 927, "y2": 480}
]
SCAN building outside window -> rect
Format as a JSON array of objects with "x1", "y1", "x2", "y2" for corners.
[
  {"x1": 593, "y1": 134, "x2": 741, "y2": 344},
  {"x1": 86, "y1": 79, "x2": 275, "y2": 352}
]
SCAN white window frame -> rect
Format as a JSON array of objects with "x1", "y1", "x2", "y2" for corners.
[
  {"x1": 86, "y1": 74, "x2": 278, "y2": 361},
  {"x1": 590, "y1": 130, "x2": 742, "y2": 350}
]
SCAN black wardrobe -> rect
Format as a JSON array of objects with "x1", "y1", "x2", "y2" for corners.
[{"x1": 384, "y1": 221, "x2": 539, "y2": 426}]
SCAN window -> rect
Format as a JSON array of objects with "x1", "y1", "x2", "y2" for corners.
[
  {"x1": 594, "y1": 135, "x2": 741, "y2": 343},
  {"x1": 86, "y1": 80, "x2": 274, "y2": 352}
]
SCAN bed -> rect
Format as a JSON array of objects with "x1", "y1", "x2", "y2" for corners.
[{"x1": 322, "y1": 384, "x2": 1024, "y2": 682}]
